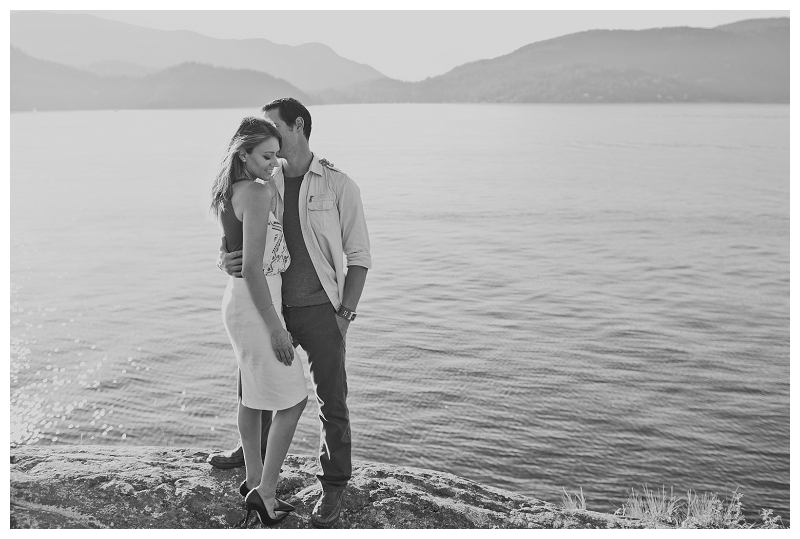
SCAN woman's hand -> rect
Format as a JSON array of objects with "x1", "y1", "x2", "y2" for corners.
[{"x1": 271, "y1": 328, "x2": 295, "y2": 366}]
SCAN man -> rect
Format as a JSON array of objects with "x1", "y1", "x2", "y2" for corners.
[{"x1": 210, "y1": 97, "x2": 371, "y2": 528}]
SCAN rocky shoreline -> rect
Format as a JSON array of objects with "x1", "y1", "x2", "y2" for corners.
[{"x1": 10, "y1": 445, "x2": 644, "y2": 529}]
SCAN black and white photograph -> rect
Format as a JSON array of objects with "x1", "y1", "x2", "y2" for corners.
[{"x1": 7, "y1": 3, "x2": 791, "y2": 530}]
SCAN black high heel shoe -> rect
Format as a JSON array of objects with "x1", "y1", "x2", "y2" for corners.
[
  {"x1": 239, "y1": 480, "x2": 250, "y2": 498},
  {"x1": 239, "y1": 469, "x2": 286, "y2": 498},
  {"x1": 241, "y1": 489, "x2": 294, "y2": 527},
  {"x1": 239, "y1": 480, "x2": 295, "y2": 510}
]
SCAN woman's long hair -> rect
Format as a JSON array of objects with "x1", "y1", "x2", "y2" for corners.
[{"x1": 210, "y1": 116, "x2": 282, "y2": 219}]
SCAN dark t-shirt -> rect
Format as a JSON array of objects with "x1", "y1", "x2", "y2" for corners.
[{"x1": 281, "y1": 175, "x2": 330, "y2": 307}]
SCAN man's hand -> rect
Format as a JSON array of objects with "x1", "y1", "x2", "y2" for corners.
[
  {"x1": 218, "y1": 249, "x2": 243, "y2": 278},
  {"x1": 335, "y1": 315, "x2": 350, "y2": 340}
]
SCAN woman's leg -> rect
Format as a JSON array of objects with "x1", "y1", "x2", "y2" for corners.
[
  {"x1": 256, "y1": 397, "x2": 308, "y2": 517},
  {"x1": 237, "y1": 402, "x2": 265, "y2": 487}
]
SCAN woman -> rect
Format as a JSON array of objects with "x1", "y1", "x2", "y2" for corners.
[{"x1": 210, "y1": 116, "x2": 308, "y2": 526}]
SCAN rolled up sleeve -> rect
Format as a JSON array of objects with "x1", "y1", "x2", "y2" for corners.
[{"x1": 337, "y1": 175, "x2": 372, "y2": 269}]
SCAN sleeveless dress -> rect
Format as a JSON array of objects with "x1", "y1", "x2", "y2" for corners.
[{"x1": 220, "y1": 178, "x2": 307, "y2": 410}]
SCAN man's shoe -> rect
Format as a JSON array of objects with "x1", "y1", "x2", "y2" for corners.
[
  {"x1": 207, "y1": 441, "x2": 267, "y2": 470},
  {"x1": 208, "y1": 443, "x2": 245, "y2": 469},
  {"x1": 311, "y1": 491, "x2": 344, "y2": 528}
]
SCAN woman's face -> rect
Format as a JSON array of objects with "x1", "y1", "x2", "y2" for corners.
[{"x1": 241, "y1": 137, "x2": 280, "y2": 180}]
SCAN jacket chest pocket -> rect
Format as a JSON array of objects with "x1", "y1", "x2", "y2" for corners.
[
  {"x1": 307, "y1": 194, "x2": 338, "y2": 229},
  {"x1": 308, "y1": 195, "x2": 335, "y2": 211}
]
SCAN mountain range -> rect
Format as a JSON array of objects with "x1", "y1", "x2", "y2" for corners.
[
  {"x1": 10, "y1": 12, "x2": 789, "y2": 111},
  {"x1": 10, "y1": 11, "x2": 385, "y2": 92},
  {"x1": 11, "y1": 47, "x2": 312, "y2": 111},
  {"x1": 320, "y1": 18, "x2": 789, "y2": 103}
]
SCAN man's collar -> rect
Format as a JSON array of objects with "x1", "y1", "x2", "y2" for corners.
[
  {"x1": 276, "y1": 153, "x2": 319, "y2": 186},
  {"x1": 308, "y1": 152, "x2": 324, "y2": 177}
]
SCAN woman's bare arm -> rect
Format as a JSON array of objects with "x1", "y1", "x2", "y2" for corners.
[{"x1": 240, "y1": 182, "x2": 294, "y2": 365}]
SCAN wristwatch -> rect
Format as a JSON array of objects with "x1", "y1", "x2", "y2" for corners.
[{"x1": 336, "y1": 305, "x2": 357, "y2": 321}]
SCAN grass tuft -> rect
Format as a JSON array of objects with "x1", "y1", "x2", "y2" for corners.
[
  {"x1": 615, "y1": 484, "x2": 681, "y2": 526},
  {"x1": 611, "y1": 485, "x2": 786, "y2": 529},
  {"x1": 680, "y1": 488, "x2": 745, "y2": 528},
  {"x1": 560, "y1": 487, "x2": 586, "y2": 511}
]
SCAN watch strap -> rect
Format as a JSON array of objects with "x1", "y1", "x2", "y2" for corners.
[{"x1": 336, "y1": 305, "x2": 357, "y2": 321}]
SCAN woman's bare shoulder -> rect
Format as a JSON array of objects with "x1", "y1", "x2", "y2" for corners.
[{"x1": 237, "y1": 180, "x2": 275, "y2": 210}]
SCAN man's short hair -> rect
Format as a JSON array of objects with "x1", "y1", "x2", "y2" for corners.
[{"x1": 261, "y1": 97, "x2": 312, "y2": 141}]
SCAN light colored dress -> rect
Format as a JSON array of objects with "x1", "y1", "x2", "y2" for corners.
[{"x1": 221, "y1": 203, "x2": 306, "y2": 411}]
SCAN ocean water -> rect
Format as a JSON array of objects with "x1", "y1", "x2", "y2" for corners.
[{"x1": 10, "y1": 103, "x2": 789, "y2": 523}]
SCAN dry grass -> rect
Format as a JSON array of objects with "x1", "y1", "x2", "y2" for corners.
[
  {"x1": 615, "y1": 484, "x2": 681, "y2": 526},
  {"x1": 560, "y1": 487, "x2": 586, "y2": 511},
  {"x1": 609, "y1": 485, "x2": 786, "y2": 529},
  {"x1": 679, "y1": 488, "x2": 745, "y2": 528}
]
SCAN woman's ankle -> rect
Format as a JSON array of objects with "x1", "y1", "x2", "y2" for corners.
[
  {"x1": 256, "y1": 485, "x2": 275, "y2": 502},
  {"x1": 255, "y1": 487, "x2": 278, "y2": 516}
]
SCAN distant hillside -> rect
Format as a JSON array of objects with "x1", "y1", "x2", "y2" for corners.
[
  {"x1": 10, "y1": 16, "x2": 789, "y2": 110},
  {"x1": 84, "y1": 60, "x2": 156, "y2": 78},
  {"x1": 319, "y1": 18, "x2": 789, "y2": 104},
  {"x1": 10, "y1": 11, "x2": 387, "y2": 93},
  {"x1": 10, "y1": 47, "x2": 311, "y2": 111}
]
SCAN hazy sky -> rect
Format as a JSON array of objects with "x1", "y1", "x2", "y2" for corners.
[{"x1": 64, "y1": 9, "x2": 789, "y2": 81}]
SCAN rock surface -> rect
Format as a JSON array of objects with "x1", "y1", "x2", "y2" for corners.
[{"x1": 10, "y1": 445, "x2": 643, "y2": 529}]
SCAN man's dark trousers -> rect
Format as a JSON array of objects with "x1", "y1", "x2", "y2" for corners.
[{"x1": 283, "y1": 302, "x2": 351, "y2": 491}]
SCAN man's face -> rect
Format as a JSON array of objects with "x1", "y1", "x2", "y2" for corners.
[{"x1": 264, "y1": 109, "x2": 299, "y2": 157}]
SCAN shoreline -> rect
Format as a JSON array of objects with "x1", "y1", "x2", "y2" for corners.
[{"x1": 11, "y1": 445, "x2": 643, "y2": 529}]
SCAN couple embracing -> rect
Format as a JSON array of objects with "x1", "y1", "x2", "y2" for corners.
[{"x1": 208, "y1": 98, "x2": 371, "y2": 528}]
